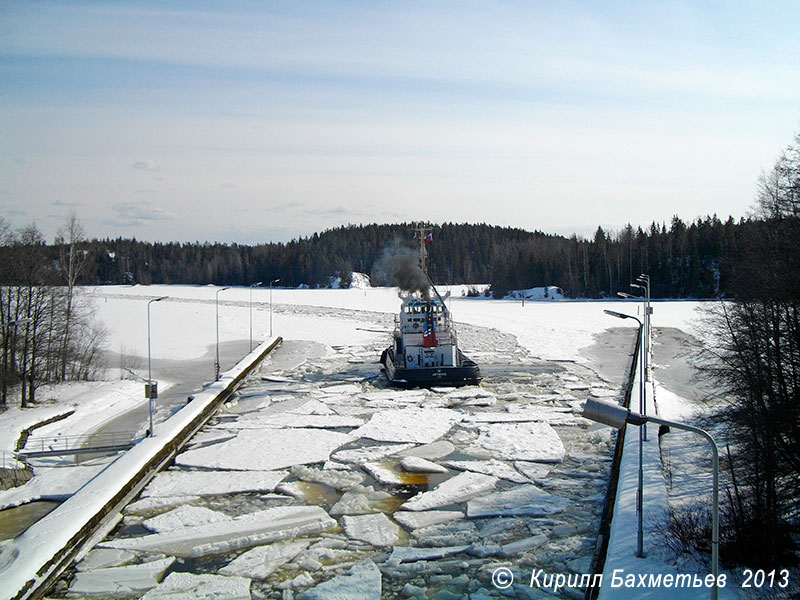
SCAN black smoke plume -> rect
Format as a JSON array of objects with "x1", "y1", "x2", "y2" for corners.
[{"x1": 372, "y1": 242, "x2": 430, "y2": 295}]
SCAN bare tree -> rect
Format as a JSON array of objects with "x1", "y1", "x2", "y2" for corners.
[{"x1": 55, "y1": 210, "x2": 88, "y2": 381}]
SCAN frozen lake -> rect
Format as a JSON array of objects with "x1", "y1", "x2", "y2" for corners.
[{"x1": 55, "y1": 320, "x2": 624, "y2": 598}]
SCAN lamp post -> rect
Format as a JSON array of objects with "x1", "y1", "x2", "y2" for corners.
[
  {"x1": 604, "y1": 308, "x2": 646, "y2": 557},
  {"x1": 583, "y1": 398, "x2": 720, "y2": 600},
  {"x1": 147, "y1": 296, "x2": 167, "y2": 436},
  {"x1": 630, "y1": 282, "x2": 649, "y2": 381},
  {"x1": 269, "y1": 278, "x2": 280, "y2": 337},
  {"x1": 634, "y1": 274, "x2": 652, "y2": 381},
  {"x1": 215, "y1": 287, "x2": 230, "y2": 381},
  {"x1": 249, "y1": 282, "x2": 262, "y2": 352}
]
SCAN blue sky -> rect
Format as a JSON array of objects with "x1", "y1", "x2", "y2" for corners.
[{"x1": 1, "y1": 1, "x2": 798, "y2": 244}]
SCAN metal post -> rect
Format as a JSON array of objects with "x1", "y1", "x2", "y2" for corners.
[
  {"x1": 249, "y1": 281, "x2": 262, "y2": 352},
  {"x1": 583, "y1": 398, "x2": 720, "y2": 600},
  {"x1": 146, "y1": 296, "x2": 167, "y2": 436},
  {"x1": 215, "y1": 287, "x2": 230, "y2": 381},
  {"x1": 604, "y1": 309, "x2": 645, "y2": 556},
  {"x1": 269, "y1": 278, "x2": 280, "y2": 337},
  {"x1": 644, "y1": 414, "x2": 719, "y2": 600}
]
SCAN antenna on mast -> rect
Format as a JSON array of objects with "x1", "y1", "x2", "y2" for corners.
[{"x1": 414, "y1": 223, "x2": 432, "y2": 276}]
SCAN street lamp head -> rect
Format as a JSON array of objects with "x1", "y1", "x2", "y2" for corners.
[
  {"x1": 617, "y1": 292, "x2": 637, "y2": 299},
  {"x1": 253, "y1": 281, "x2": 263, "y2": 287},
  {"x1": 638, "y1": 274, "x2": 650, "y2": 281},
  {"x1": 156, "y1": 296, "x2": 167, "y2": 302},
  {"x1": 604, "y1": 309, "x2": 632, "y2": 320},
  {"x1": 630, "y1": 283, "x2": 645, "y2": 291},
  {"x1": 583, "y1": 398, "x2": 648, "y2": 428},
  {"x1": 271, "y1": 278, "x2": 280, "y2": 285}
]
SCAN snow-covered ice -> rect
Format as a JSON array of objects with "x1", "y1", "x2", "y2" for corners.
[
  {"x1": 392, "y1": 510, "x2": 464, "y2": 530},
  {"x1": 142, "y1": 470, "x2": 289, "y2": 497},
  {"x1": 341, "y1": 513, "x2": 403, "y2": 547},
  {"x1": 466, "y1": 484, "x2": 569, "y2": 517},
  {"x1": 296, "y1": 560, "x2": 381, "y2": 600},
  {"x1": 140, "y1": 572, "x2": 252, "y2": 600},
  {"x1": 219, "y1": 539, "x2": 312, "y2": 579},
  {"x1": 141, "y1": 505, "x2": 229, "y2": 533},
  {"x1": 351, "y1": 407, "x2": 461, "y2": 444},
  {"x1": 441, "y1": 459, "x2": 530, "y2": 483},
  {"x1": 399, "y1": 456, "x2": 449, "y2": 474},
  {"x1": 175, "y1": 428, "x2": 354, "y2": 471},
  {"x1": 101, "y1": 505, "x2": 336, "y2": 558},
  {"x1": 466, "y1": 421, "x2": 566, "y2": 463},
  {"x1": 67, "y1": 557, "x2": 176, "y2": 597}
]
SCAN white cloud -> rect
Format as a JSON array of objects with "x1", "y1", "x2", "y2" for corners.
[
  {"x1": 111, "y1": 201, "x2": 177, "y2": 226},
  {"x1": 133, "y1": 159, "x2": 160, "y2": 172}
]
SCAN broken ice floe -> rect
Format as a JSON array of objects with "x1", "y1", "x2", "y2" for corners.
[
  {"x1": 140, "y1": 572, "x2": 251, "y2": 600},
  {"x1": 361, "y1": 461, "x2": 428, "y2": 485},
  {"x1": 219, "y1": 539, "x2": 311, "y2": 579},
  {"x1": 329, "y1": 485, "x2": 392, "y2": 515},
  {"x1": 75, "y1": 548, "x2": 137, "y2": 571},
  {"x1": 291, "y1": 464, "x2": 365, "y2": 491},
  {"x1": 401, "y1": 471, "x2": 498, "y2": 512},
  {"x1": 466, "y1": 484, "x2": 568, "y2": 518},
  {"x1": 123, "y1": 495, "x2": 201, "y2": 517},
  {"x1": 142, "y1": 505, "x2": 229, "y2": 534},
  {"x1": 352, "y1": 407, "x2": 461, "y2": 444},
  {"x1": 466, "y1": 422, "x2": 565, "y2": 463},
  {"x1": 441, "y1": 459, "x2": 529, "y2": 483},
  {"x1": 100, "y1": 505, "x2": 336, "y2": 558},
  {"x1": 342, "y1": 513, "x2": 403, "y2": 547},
  {"x1": 296, "y1": 560, "x2": 381, "y2": 600},
  {"x1": 399, "y1": 456, "x2": 449, "y2": 474},
  {"x1": 395, "y1": 440, "x2": 455, "y2": 460},
  {"x1": 331, "y1": 443, "x2": 416, "y2": 465},
  {"x1": 67, "y1": 557, "x2": 175, "y2": 597},
  {"x1": 392, "y1": 510, "x2": 464, "y2": 530},
  {"x1": 387, "y1": 545, "x2": 469, "y2": 563},
  {"x1": 142, "y1": 470, "x2": 288, "y2": 498},
  {"x1": 175, "y1": 428, "x2": 354, "y2": 471},
  {"x1": 410, "y1": 520, "x2": 477, "y2": 546},
  {"x1": 228, "y1": 413, "x2": 364, "y2": 429},
  {"x1": 513, "y1": 461, "x2": 555, "y2": 481}
]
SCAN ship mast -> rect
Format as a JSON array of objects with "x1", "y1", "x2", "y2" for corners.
[{"x1": 414, "y1": 223, "x2": 432, "y2": 276}]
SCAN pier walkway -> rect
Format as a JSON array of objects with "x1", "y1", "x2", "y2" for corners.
[{"x1": 0, "y1": 337, "x2": 282, "y2": 600}]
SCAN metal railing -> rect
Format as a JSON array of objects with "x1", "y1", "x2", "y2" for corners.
[{"x1": 20, "y1": 431, "x2": 139, "y2": 457}]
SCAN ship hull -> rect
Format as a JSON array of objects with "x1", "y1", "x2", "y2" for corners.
[{"x1": 380, "y1": 347, "x2": 482, "y2": 387}]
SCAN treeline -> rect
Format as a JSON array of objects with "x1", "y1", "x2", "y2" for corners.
[{"x1": 1, "y1": 218, "x2": 753, "y2": 299}]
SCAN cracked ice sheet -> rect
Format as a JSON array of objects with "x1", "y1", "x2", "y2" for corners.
[
  {"x1": 296, "y1": 560, "x2": 381, "y2": 600},
  {"x1": 142, "y1": 470, "x2": 289, "y2": 497},
  {"x1": 142, "y1": 506, "x2": 229, "y2": 533},
  {"x1": 466, "y1": 484, "x2": 569, "y2": 518},
  {"x1": 466, "y1": 421, "x2": 565, "y2": 463},
  {"x1": 342, "y1": 513, "x2": 403, "y2": 547},
  {"x1": 351, "y1": 407, "x2": 461, "y2": 444},
  {"x1": 141, "y1": 572, "x2": 251, "y2": 600},
  {"x1": 441, "y1": 459, "x2": 529, "y2": 483},
  {"x1": 219, "y1": 539, "x2": 311, "y2": 579},
  {"x1": 225, "y1": 414, "x2": 365, "y2": 429},
  {"x1": 68, "y1": 557, "x2": 176, "y2": 597},
  {"x1": 99, "y1": 505, "x2": 336, "y2": 558},
  {"x1": 401, "y1": 471, "x2": 498, "y2": 511},
  {"x1": 175, "y1": 428, "x2": 354, "y2": 471}
]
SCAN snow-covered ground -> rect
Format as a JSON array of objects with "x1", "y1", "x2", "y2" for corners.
[{"x1": 0, "y1": 284, "x2": 734, "y2": 599}]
